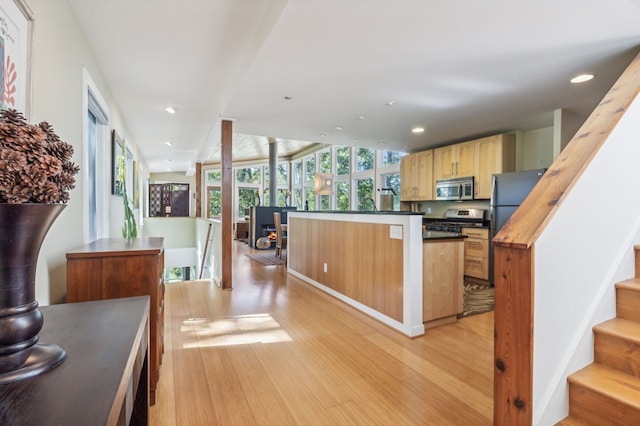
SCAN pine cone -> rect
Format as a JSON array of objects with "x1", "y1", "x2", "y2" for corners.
[
  {"x1": 0, "y1": 169, "x2": 17, "y2": 191},
  {"x1": 34, "y1": 154, "x2": 62, "y2": 176},
  {"x1": 0, "y1": 147, "x2": 27, "y2": 171},
  {"x1": 6, "y1": 186, "x2": 31, "y2": 204},
  {"x1": 0, "y1": 109, "x2": 28, "y2": 126},
  {"x1": 33, "y1": 181, "x2": 60, "y2": 203},
  {"x1": 46, "y1": 140, "x2": 74, "y2": 162}
]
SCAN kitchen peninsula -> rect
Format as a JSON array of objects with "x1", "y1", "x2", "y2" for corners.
[{"x1": 287, "y1": 211, "x2": 465, "y2": 337}]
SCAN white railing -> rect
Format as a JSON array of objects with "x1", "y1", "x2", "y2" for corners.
[{"x1": 534, "y1": 92, "x2": 640, "y2": 424}]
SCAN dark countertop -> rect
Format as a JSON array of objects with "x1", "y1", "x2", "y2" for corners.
[
  {"x1": 291, "y1": 210, "x2": 422, "y2": 215},
  {"x1": 423, "y1": 231, "x2": 468, "y2": 240}
]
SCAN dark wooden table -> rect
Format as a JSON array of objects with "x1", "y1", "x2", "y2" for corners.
[{"x1": 0, "y1": 296, "x2": 150, "y2": 425}]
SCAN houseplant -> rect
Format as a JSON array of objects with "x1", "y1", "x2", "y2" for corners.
[{"x1": 0, "y1": 109, "x2": 78, "y2": 384}]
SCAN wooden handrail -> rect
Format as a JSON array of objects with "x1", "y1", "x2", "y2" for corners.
[{"x1": 493, "y1": 52, "x2": 640, "y2": 425}]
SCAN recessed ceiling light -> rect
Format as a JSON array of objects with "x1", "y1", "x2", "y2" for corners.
[
  {"x1": 334, "y1": 126, "x2": 343, "y2": 131},
  {"x1": 356, "y1": 115, "x2": 367, "y2": 120},
  {"x1": 165, "y1": 141, "x2": 173, "y2": 146},
  {"x1": 379, "y1": 142, "x2": 385, "y2": 146},
  {"x1": 166, "y1": 159, "x2": 172, "y2": 162},
  {"x1": 412, "y1": 127, "x2": 425, "y2": 133},
  {"x1": 385, "y1": 101, "x2": 396, "y2": 107},
  {"x1": 167, "y1": 168, "x2": 172, "y2": 172},
  {"x1": 319, "y1": 133, "x2": 326, "y2": 137},
  {"x1": 283, "y1": 96, "x2": 293, "y2": 100},
  {"x1": 165, "y1": 106, "x2": 176, "y2": 114},
  {"x1": 570, "y1": 74, "x2": 594, "y2": 84}
]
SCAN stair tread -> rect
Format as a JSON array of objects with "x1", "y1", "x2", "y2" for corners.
[
  {"x1": 568, "y1": 363, "x2": 640, "y2": 410},
  {"x1": 555, "y1": 416, "x2": 593, "y2": 426},
  {"x1": 616, "y1": 277, "x2": 640, "y2": 290},
  {"x1": 594, "y1": 318, "x2": 640, "y2": 344}
]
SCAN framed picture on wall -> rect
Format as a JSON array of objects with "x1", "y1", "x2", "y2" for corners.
[
  {"x1": 0, "y1": 0, "x2": 34, "y2": 118},
  {"x1": 112, "y1": 129, "x2": 124, "y2": 196}
]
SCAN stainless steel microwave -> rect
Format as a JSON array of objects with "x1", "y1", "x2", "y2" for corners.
[{"x1": 435, "y1": 177, "x2": 474, "y2": 201}]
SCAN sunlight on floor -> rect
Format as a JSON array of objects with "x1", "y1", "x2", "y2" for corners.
[{"x1": 181, "y1": 313, "x2": 292, "y2": 348}]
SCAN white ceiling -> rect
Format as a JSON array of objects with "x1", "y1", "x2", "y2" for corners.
[{"x1": 66, "y1": 0, "x2": 640, "y2": 174}]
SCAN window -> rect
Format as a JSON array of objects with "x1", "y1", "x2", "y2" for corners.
[
  {"x1": 236, "y1": 167, "x2": 261, "y2": 184},
  {"x1": 238, "y1": 188, "x2": 258, "y2": 218},
  {"x1": 336, "y1": 146, "x2": 350, "y2": 175},
  {"x1": 293, "y1": 161, "x2": 302, "y2": 185},
  {"x1": 319, "y1": 150, "x2": 331, "y2": 173},
  {"x1": 83, "y1": 69, "x2": 109, "y2": 242},
  {"x1": 381, "y1": 150, "x2": 402, "y2": 167},
  {"x1": 304, "y1": 188, "x2": 315, "y2": 210},
  {"x1": 336, "y1": 181, "x2": 350, "y2": 210},
  {"x1": 207, "y1": 187, "x2": 221, "y2": 217},
  {"x1": 304, "y1": 156, "x2": 316, "y2": 182},
  {"x1": 380, "y1": 172, "x2": 400, "y2": 210},
  {"x1": 355, "y1": 178, "x2": 374, "y2": 210},
  {"x1": 356, "y1": 147, "x2": 374, "y2": 172}
]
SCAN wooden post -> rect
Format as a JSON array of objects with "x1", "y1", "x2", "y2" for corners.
[
  {"x1": 221, "y1": 120, "x2": 233, "y2": 289},
  {"x1": 195, "y1": 162, "x2": 202, "y2": 218}
]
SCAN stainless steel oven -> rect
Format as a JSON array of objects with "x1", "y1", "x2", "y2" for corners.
[{"x1": 435, "y1": 176, "x2": 474, "y2": 201}]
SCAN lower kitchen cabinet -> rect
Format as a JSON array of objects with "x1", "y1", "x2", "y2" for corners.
[
  {"x1": 423, "y1": 238, "x2": 464, "y2": 329},
  {"x1": 461, "y1": 227, "x2": 489, "y2": 280},
  {"x1": 66, "y1": 237, "x2": 165, "y2": 405}
]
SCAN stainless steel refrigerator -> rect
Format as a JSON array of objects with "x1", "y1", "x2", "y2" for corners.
[{"x1": 489, "y1": 168, "x2": 545, "y2": 285}]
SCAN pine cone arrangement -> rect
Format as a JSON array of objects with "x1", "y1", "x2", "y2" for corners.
[{"x1": 0, "y1": 109, "x2": 78, "y2": 204}]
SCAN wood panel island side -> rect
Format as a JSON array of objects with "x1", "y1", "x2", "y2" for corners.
[{"x1": 287, "y1": 211, "x2": 465, "y2": 337}]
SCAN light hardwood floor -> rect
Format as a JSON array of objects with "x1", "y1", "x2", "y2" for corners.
[{"x1": 150, "y1": 241, "x2": 494, "y2": 425}]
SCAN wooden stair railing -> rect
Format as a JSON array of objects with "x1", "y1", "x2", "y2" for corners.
[
  {"x1": 557, "y1": 246, "x2": 640, "y2": 424},
  {"x1": 493, "y1": 52, "x2": 640, "y2": 425}
]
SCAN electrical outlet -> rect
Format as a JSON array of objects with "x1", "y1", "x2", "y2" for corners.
[{"x1": 323, "y1": 263, "x2": 328, "y2": 273}]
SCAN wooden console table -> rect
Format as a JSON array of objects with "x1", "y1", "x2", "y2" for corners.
[
  {"x1": 66, "y1": 237, "x2": 165, "y2": 404},
  {"x1": 0, "y1": 297, "x2": 150, "y2": 425}
]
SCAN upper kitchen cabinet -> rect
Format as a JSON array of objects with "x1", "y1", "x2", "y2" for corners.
[
  {"x1": 400, "y1": 150, "x2": 433, "y2": 201},
  {"x1": 474, "y1": 134, "x2": 515, "y2": 199},
  {"x1": 433, "y1": 140, "x2": 475, "y2": 181}
]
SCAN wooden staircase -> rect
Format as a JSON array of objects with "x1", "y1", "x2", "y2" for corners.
[{"x1": 558, "y1": 246, "x2": 640, "y2": 425}]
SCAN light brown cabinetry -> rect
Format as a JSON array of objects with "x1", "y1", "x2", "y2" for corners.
[
  {"x1": 422, "y1": 239, "x2": 464, "y2": 329},
  {"x1": 461, "y1": 228, "x2": 489, "y2": 280},
  {"x1": 400, "y1": 150, "x2": 433, "y2": 201},
  {"x1": 433, "y1": 141, "x2": 475, "y2": 181},
  {"x1": 66, "y1": 237, "x2": 165, "y2": 405},
  {"x1": 474, "y1": 134, "x2": 515, "y2": 199}
]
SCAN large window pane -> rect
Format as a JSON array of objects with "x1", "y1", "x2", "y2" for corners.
[
  {"x1": 320, "y1": 194, "x2": 331, "y2": 210},
  {"x1": 319, "y1": 151, "x2": 331, "y2": 173},
  {"x1": 356, "y1": 178, "x2": 375, "y2": 210},
  {"x1": 305, "y1": 156, "x2": 316, "y2": 181},
  {"x1": 206, "y1": 170, "x2": 222, "y2": 183},
  {"x1": 305, "y1": 188, "x2": 315, "y2": 210},
  {"x1": 382, "y1": 150, "x2": 402, "y2": 167},
  {"x1": 381, "y1": 172, "x2": 400, "y2": 210},
  {"x1": 278, "y1": 163, "x2": 288, "y2": 186},
  {"x1": 236, "y1": 167, "x2": 261, "y2": 184},
  {"x1": 294, "y1": 189, "x2": 303, "y2": 209},
  {"x1": 356, "y1": 148, "x2": 374, "y2": 172},
  {"x1": 293, "y1": 161, "x2": 302, "y2": 185},
  {"x1": 336, "y1": 146, "x2": 350, "y2": 175},
  {"x1": 207, "y1": 187, "x2": 221, "y2": 217},
  {"x1": 336, "y1": 181, "x2": 350, "y2": 210},
  {"x1": 238, "y1": 188, "x2": 258, "y2": 217}
]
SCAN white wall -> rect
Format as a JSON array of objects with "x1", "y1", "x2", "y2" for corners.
[
  {"x1": 28, "y1": 0, "x2": 141, "y2": 304},
  {"x1": 533, "y1": 93, "x2": 640, "y2": 424}
]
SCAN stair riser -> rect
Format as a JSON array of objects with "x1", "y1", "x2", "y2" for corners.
[
  {"x1": 569, "y1": 383, "x2": 640, "y2": 424},
  {"x1": 616, "y1": 288, "x2": 640, "y2": 322},
  {"x1": 594, "y1": 332, "x2": 640, "y2": 377}
]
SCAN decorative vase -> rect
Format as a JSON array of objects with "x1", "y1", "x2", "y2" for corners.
[{"x1": 0, "y1": 203, "x2": 67, "y2": 385}]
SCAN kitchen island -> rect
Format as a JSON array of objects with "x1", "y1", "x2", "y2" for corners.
[{"x1": 287, "y1": 211, "x2": 465, "y2": 337}]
